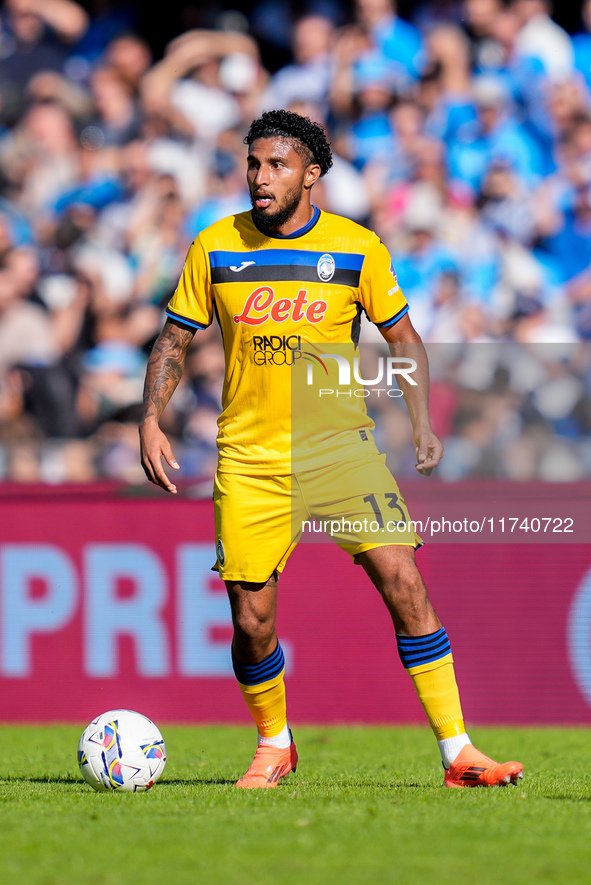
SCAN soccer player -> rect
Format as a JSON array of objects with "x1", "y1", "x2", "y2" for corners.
[{"x1": 139, "y1": 110, "x2": 523, "y2": 789}]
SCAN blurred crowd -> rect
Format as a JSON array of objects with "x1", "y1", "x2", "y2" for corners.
[
  {"x1": 0, "y1": 0, "x2": 590, "y2": 486},
  {"x1": 363, "y1": 340, "x2": 591, "y2": 482}
]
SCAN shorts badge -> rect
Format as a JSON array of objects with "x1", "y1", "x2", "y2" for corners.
[{"x1": 217, "y1": 539, "x2": 226, "y2": 567}]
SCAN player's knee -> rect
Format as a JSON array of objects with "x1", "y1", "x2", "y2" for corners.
[
  {"x1": 379, "y1": 560, "x2": 428, "y2": 611},
  {"x1": 233, "y1": 607, "x2": 275, "y2": 644}
]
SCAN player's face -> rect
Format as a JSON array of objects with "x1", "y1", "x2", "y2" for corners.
[{"x1": 247, "y1": 137, "x2": 318, "y2": 231}]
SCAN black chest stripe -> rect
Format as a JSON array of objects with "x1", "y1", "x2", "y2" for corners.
[{"x1": 211, "y1": 265, "x2": 361, "y2": 287}]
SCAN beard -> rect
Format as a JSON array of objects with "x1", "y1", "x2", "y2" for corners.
[{"x1": 250, "y1": 182, "x2": 304, "y2": 232}]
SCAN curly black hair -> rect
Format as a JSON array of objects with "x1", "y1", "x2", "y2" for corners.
[{"x1": 244, "y1": 109, "x2": 333, "y2": 177}]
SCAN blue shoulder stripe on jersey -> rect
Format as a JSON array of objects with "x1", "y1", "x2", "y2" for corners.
[
  {"x1": 166, "y1": 307, "x2": 209, "y2": 330},
  {"x1": 208, "y1": 249, "x2": 365, "y2": 271},
  {"x1": 376, "y1": 304, "x2": 409, "y2": 328}
]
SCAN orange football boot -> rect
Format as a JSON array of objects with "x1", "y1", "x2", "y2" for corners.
[
  {"x1": 445, "y1": 744, "x2": 523, "y2": 788},
  {"x1": 236, "y1": 740, "x2": 298, "y2": 789}
]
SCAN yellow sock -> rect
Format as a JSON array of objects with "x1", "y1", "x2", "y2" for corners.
[
  {"x1": 407, "y1": 656, "x2": 465, "y2": 739},
  {"x1": 397, "y1": 629, "x2": 466, "y2": 739},
  {"x1": 237, "y1": 670, "x2": 287, "y2": 736},
  {"x1": 232, "y1": 643, "x2": 287, "y2": 737}
]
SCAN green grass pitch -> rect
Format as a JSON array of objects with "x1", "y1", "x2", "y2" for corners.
[{"x1": 1, "y1": 725, "x2": 590, "y2": 885}]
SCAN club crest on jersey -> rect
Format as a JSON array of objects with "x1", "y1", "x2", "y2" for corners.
[
  {"x1": 217, "y1": 539, "x2": 225, "y2": 567},
  {"x1": 317, "y1": 253, "x2": 335, "y2": 282}
]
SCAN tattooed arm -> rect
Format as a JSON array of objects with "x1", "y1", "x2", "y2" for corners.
[{"x1": 139, "y1": 319, "x2": 195, "y2": 493}]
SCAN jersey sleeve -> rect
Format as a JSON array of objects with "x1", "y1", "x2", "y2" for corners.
[
  {"x1": 166, "y1": 236, "x2": 214, "y2": 330},
  {"x1": 358, "y1": 235, "x2": 409, "y2": 329}
]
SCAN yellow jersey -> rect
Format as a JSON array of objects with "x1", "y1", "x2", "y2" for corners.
[{"x1": 167, "y1": 207, "x2": 409, "y2": 474}]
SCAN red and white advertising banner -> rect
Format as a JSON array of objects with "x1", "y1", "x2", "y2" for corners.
[{"x1": 0, "y1": 483, "x2": 590, "y2": 725}]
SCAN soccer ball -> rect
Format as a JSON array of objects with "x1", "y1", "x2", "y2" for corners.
[{"x1": 77, "y1": 709, "x2": 167, "y2": 792}]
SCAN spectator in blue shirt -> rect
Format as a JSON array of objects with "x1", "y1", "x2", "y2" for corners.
[
  {"x1": 184, "y1": 150, "x2": 250, "y2": 239},
  {"x1": 355, "y1": 0, "x2": 424, "y2": 84},
  {"x1": 538, "y1": 184, "x2": 591, "y2": 285},
  {"x1": 446, "y1": 74, "x2": 545, "y2": 193},
  {"x1": 573, "y1": 0, "x2": 591, "y2": 92},
  {"x1": 343, "y1": 54, "x2": 398, "y2": 169}
]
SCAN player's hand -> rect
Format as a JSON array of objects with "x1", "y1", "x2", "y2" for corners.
[
  {"x1": 413, "y1": 426, "x2": 443, "y2": 476},
  {"x1": 139, "y1": 418, "x2": 180, "y2": 494}
]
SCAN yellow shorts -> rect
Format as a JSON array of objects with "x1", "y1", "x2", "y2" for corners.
[{"x1": 213, "y1": 453, "x2": 421, "y2": 583}]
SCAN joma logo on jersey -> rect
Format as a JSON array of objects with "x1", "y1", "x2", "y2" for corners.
[{"x1": 233, "y1": 287, "x2": 328, "y2": 326}]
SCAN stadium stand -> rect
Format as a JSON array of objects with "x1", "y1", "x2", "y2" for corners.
[{"x1": 0, "y1": 0, "x2": 589, "y2": 486}]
